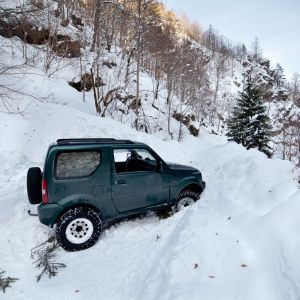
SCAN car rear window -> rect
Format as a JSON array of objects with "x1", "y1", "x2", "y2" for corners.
[{"x1": 55, "y1": 151, "x2": 101, "y2": 179}]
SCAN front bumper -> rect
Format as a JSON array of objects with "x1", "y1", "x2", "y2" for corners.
[{"x1": 37, "y1": 203, "x2": 64, "y2": 227}]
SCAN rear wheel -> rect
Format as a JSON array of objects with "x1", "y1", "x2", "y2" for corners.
[
  {"x1": 56, "y1": 207, "x2": 102, "y2": 251},
  {"x1": 175, "y1": 190, "x2": 199, "y2": 212},
  {"x1": 27, "y1": 167, "x2": 42, "y2": 204}
]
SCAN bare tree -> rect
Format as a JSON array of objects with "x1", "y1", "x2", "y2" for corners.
[
  {"x1": 0, "y1": 40, "x2": 43, "y2": 114},
  {"x1": 90, "y1": 0, "x2": 123, "y2": 52},
  {"x1": 291, "y1": 72, "x2": 300, "y2": 106},
  {"x1": 251, "y1": 36, "x2": 262, "y2": 60}
]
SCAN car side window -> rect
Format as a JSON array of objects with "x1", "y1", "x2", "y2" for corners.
[
  {"x1": 114, "y1": 148, "x2": 158, "y2": 173},
  {"x1": 55, "y1": 151, "x2": 101, "y2": 179}
]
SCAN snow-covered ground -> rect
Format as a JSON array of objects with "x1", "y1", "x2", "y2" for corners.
[
  {"x1": 1, "y1": 100, "x2": 300, "y2": 299},
  {"x1": 1, "y1": 37, "x2": 300, "y2": 300}
]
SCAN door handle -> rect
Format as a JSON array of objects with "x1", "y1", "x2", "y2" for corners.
[{"x1": 115, "y1": 179, "x2": 127, "y2": 185}]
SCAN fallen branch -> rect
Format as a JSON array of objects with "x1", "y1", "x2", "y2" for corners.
[
  {"x1": 0, "y1": 269, "x2": 18, "y2": 293},
  {"x1": 31, "y1": 236, "x2": 66, "y2": 282}
]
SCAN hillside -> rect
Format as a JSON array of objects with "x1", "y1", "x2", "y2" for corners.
[
  {"x1": 0, "y1": 0, "x2": 299, "y2": 165},
  {"x1": 0, "y1": 1, "x2": 300, "y2": 299},
  {"x1": 0, "y1": 52, "x2": 300, "y2": 298}
]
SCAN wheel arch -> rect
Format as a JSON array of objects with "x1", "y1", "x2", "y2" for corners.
[
  {"x1": 179, "y1": 183, "x2": 203, "y2": 195},
  {"x1": 55, "y1": 203, "x2": 102, "y2": 224}
]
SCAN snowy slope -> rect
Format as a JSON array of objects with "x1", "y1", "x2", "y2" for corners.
[
  {"x1": 1, "y1": 98, "x2": 300, "y2": 300},
  {"x1": 1, "y1": 36, "x2": 300, "y2": 300}
]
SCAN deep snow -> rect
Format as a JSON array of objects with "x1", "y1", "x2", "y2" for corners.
[
  {"x1": 0, "y1": 37, "x2": 300, "y2": 300},
  {"x1": 1, "y1": 99, "x2": 300, "y2": 300}
]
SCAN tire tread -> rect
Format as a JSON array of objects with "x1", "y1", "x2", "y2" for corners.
[
  {"x1": 56, "y1": 207, "x2": 102, "y2": 251},
  {"x1": 27, "y1": 167, "x2": 42, "y2": 204}
]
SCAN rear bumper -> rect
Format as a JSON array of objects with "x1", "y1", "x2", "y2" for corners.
[{"x1": 37, "y1": 203, "x2": 64, "y2": 227}]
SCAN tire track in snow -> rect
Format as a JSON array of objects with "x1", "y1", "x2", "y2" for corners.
[
  {"x1": 273, "y1": 243, "x2": 300, "y2": 300},
  {"x1": 134, "y1": 208, "x2": 194, "y2": 300}
]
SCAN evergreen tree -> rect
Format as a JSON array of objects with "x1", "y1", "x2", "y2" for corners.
[
  {"x1": 274, "y1": 63, "x2": 286, "y2": 88},
  {"x1": 227, "y1": 76, "x2": 272, "y2": 157}
]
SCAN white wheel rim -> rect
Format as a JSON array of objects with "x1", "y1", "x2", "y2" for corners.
[
  {"x1": 66, "y1": 218, "x2": 94, "y2": 244},
  {"x1": 177, "y1": 197, "x2": 195, "y2": 211}
]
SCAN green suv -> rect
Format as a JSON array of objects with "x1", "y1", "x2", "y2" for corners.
[{"x1": 27, "y1": 138, "x2": 206, "y2": 251}]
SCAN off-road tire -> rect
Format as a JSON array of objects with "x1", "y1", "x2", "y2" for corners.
[
  {"x1": 27, "y1": 167, "x2": 42, "y2": 204},
  {"x1": 56, "y1": 207, "x2": 102, "y2": 251},
  {"x1": 175, "y1": 190, "x2": 200, "y2": 212}
]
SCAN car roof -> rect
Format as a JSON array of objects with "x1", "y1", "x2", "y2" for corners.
[{"x1": 55, "y1": 138, "x2": 145, "y2": 146}]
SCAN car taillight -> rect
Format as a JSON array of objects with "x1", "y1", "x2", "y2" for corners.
[{"x1": 42, "y1": 179, "x2": 48, "y2": 204}]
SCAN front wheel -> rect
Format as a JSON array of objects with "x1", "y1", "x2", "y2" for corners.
[
  {"x1": 56, "y1": 207, "x2": 102, "y2": 251},
  {"x1": 175, "y1": 190, "x2": 200, "y2": 212}
]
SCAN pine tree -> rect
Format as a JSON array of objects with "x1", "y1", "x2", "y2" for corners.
[
  {"x1": 274, "y1": 63, "x2": 286, "y2": 88},
  {"x1": 227, "y1": 76, "x2": 272, "y2": 157}
]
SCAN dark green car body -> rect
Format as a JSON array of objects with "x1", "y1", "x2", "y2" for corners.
[{"x1": 37, "y1": 139, "x2": 206, "y2": 227}]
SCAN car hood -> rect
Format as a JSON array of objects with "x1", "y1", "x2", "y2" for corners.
[{"x1": 166, "y1": 163, "x2": 199, "y2": 173}]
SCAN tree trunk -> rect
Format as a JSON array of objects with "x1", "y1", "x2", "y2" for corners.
[
  {"x1": 91, "y1": 0, "x2": 101, "y2": 52},
  {"x1": 135, "y1": 0, "x2": 142, "y2": 130},
  {"x1": 90, "y1": 68, "x2": 101, "y2": 114}
]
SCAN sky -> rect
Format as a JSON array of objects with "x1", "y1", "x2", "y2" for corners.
[{"x1": 164, "y1": 0, "x2": 300, "y2": 79}]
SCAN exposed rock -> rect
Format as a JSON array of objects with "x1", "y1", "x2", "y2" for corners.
[
  {"x1": 0, "y1": 19, "x2": 49, "y2": 45},
  {"x1": 60, "y1": 19, "x2": 69, "y2": 27},
  {"x1": 129, "y1": 98, "x2": 141, "y2": 111},
  {"x1": 71, "y1": 15, "x2": 84, "y2": 29},
  {"x1": 189, "y1": 125, "x2": 199, "y2": 137},
  {"x1": 102, "y1": 60, "x2": 117, "y2": 69},
  {"x1": 68, "y1": 81, "x2": 82, "y2": 92},
  {"x1": 0, "y1": 19, "x2": 80, "y2": 58},
  {"x1": 173, "y1": 112, "x2": 199, "y2": 136},
  {"x1": 68, "y1": 73, "x2": 105, "y2": 92},
  {"x1": 119, "y1": 94, "x2": 135, "y2": 104},
  {"x1": 50, "y1": 35, "x2": 81, "y2": 58},
  {"x1": 173, "y1": 112, "x2": 191, "y2": 126},
  {"x1": 53, "y1": 9, "x2": 60, "y2": 18}
]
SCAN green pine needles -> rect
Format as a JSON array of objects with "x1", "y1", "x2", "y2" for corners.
[
  {"x1": 0, "y1": 269, "x2": 18, "y2": 293},
  {"x1": 227, "y1": 76, "x2": 272, "y2": 157},
  {"x1": 31, "y1": 236, "x2": 66, "y2": 282}
]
